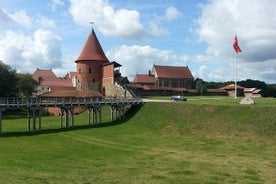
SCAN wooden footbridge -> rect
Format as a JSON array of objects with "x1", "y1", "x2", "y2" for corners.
[{"x1": 0, "y1": 97, "x2": 144, "y2": 135}]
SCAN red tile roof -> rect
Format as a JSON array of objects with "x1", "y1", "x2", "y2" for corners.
[
  {"x1": 39, "y1": 77, "x2": 73, "y2": 87},
  {"x1": 132, "y1": 74, "x2": 155, "y2": 84},
  {"x1": 39, "y1": 90, "x2": 102, "y2": 97},
  {"x1": 207, "y1": 89, "x2": 227, "y2": 93},
  {"x1": 32, "y1": 68, "x2": 57, "y2": 81},
  {"x1": 220, "y1": 84, "x2": 244, "y2": 90},
  {"x1": 153, "y1": 65, "x2": 193, "y2": 79},
  {"x1": 75, "y1": 29, "x2": 109, "y2": 63}
]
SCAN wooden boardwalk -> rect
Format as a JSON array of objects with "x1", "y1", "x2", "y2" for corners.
[{"x1": 0, "y1": 97, "x2": 143, "y2": 135}]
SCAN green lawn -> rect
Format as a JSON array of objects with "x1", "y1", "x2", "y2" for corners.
[{"x1": 0, "y1": 97, "x2": 275, "y2": 183}]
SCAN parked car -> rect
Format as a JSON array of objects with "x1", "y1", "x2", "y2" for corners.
[{"x1": 171, "y1": 95, "x2": 187, "y2": 101}]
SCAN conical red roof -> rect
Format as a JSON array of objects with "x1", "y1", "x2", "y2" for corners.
[{"x1": 75, "y1": 29, "x2": 109, "y2": 63}]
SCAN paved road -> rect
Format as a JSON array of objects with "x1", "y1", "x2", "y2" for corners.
[
  {"x1": 142, "y1": 99, "x2": 172, "y2": 102},
  {"x1": 142, "y1": 97, "x2": 227, "y2": 103}
]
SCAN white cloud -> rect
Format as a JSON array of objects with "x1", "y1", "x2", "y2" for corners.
[
  {"x1": 0, "y1": 9, "x2": 15, "y2": 25},
  {"x1": 0, "y1": 9, "x2": 55, "y2": 29},
  {"x1": 69, "y1": 0, "x2": 168, "y2": 40},
  {"x1": 51, "y1": 0, "x2": 65, "y2": 11},
  {"x1": 0, "y1": 29, "x2": 62, "y2": 73},
  {"x1": 165, "y1": 7, "x2": 182, "y2": 21},
  {"x1": 107, "y1": 45, "x2": 188, "y2": 80},
  {"x1": 8, "y1": 10, "x2": 32, "y2": 28},
  {"x1": 196, "y1": 0, "x2": 276, "y2": 83},
  {"x1": 36, "y1": 14, "x2": 56, "y2": 28},
  {"x1": 69, "y1": 0, "x2": 145, "y2": 39}
]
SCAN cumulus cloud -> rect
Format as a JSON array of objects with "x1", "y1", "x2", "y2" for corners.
[
  {"x1": 51, "y1": 0, "x2": 65, "y2": 11},
  {"x1": 0, "y1": 29, "x2": 62, "y2": 73},
  {"x1": 197, "y1": 0, "x2": 276, "y2": 59},
  {"x1": 107, "y1": 45, "x2": 188, "y2": 80},
  {"x1": 36, "y1": 14, "x2": 56, "y2": 28},
  {"x1": 196, "y1": 0, "x2": 276, "y2": 83},
  {"x1": 0, "y1": 9, "x2": 15, "y2": 25},
  {"x1": 69, "y1": 0, "x2": 145, "y2": 39},
  {"x1": 165, "y1": 7, "x2": 182, "y2": 21},
  {"x1": 69, "y1": 0, "x2": 171, "y2": 40},
  {"x1": 7, "y1": 10, "x2": 32, "y2": 28},
  {"x1": 0, "y1": 8, "x2": 56, "y2": 29}
]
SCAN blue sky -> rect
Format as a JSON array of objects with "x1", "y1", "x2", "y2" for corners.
[{"x1": 0, "y1": 0, "x2": 276, "y2": 83}]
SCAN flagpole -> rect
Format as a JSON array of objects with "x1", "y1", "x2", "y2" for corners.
[{"x1": 235, "y1": 51, "x2": 237, "y2": 99}]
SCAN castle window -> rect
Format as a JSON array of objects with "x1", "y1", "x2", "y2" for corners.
[
  {"x1": 79, "y1": 68, "x2": 81, "y2": 74},
  {"x1": 93, "y1": 79, "x2": 95, "y2": 83},
  {"x1": 89, "y1": 68, "x2": 92, "y2": 74}
]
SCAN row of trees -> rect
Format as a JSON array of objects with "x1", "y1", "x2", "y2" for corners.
[
  {"x1": 1, "y1": 61, "x2": 276, "y2": 97},
  {"x1": 193, "y1": 78, "x2": 276, "y2": 97},
  {"x1": 0, "y1": 61, "x2": 37, "y2": 97}
]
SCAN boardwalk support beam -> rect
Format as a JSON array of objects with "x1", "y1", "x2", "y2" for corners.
[
  {"x1": 59, "y1": 107, "x2": 75, "y2": 128},
  {"x1": 111, "y1": 104, "x2": 125, "y2": 121},
  {"x1": 27, "y1": 108, "x2": 42, "y2": 132},
  {"x1": 88, "y1": 105, "x2": 102, "y2": 125}
]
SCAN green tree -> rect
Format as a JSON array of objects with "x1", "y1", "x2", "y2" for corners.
[
  {"x1": 120, "y1": 76, "x2": 129, "y2": 84},
  {"x1": 238, "y1": 79, "x2": 267, "y2": 90},
  {"x1": 0, "y1": 61, "x2": 18, "y2": 97},
  {"x1": 195, "y1": 79, "x2": 207, "y2": 95},
  {"x1": 16, "y1": 73, "x2": 37, "y2": 97}
]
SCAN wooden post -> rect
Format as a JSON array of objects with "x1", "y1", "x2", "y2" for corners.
[
  {"x1": 27, "y1": 109, "x2": 31, "y2": 131},
  {"x1": 71, "y1": 108, "x2": 74, "y2": 128},
  {"x1": 93, "y1": 107, "x2": 96, "y2": 124},
  {"x1": 99, "y1": 106, "x2": 102, "y2": 123},
  {"x1": 0, "y1": 110, "x2": 2, "y2": 135},
  {"x1": 32, "y1": 109, "x2": 36, "y2": 131},
  {"x1": 60, "y1": 109, "x2": 63, "y2": 127},
  {"x1": 88, "y1": 108, "x2": 91, "y2": 125},
  {"x1": 65, "y1": 108, "x2": 69, "y2": 128},
  {"x1": 38, "y1": 109, "x2": 42, "y2": 130}
]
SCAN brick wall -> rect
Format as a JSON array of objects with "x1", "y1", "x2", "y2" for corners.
[
  {"x1": 76, "y1": 61, "x2": 102, "y2": 91},
  {"x1": 102, "y1": 64, "x2": 114, "y2": 95}
]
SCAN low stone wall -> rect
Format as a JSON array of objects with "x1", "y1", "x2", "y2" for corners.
[{"x1": 105, "y1": 84, "x2": 132, "y2": 98}]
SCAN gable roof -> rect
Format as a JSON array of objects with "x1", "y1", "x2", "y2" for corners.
[
  {"x1": 75, "y1": 29, "x2": 109, "y2": 63},
  {"x1": 39, "y1": 77, "x2": 73, "y2": 87},
  {"x1": 32, "y1": 68, "x2": 57, "y2": 81},
  {"x1": 132, "y1": 74, "x2": 155, "y2": 84},
  {"x1": 39, "y1": 90, "x2": 102, "y2": 98},
  {"x1": 153, "y1": 65, "x2": 194, "y2": 79},
  {"x1": 220, "y1": 84, "x2": 244, "y2": 90},
  {"x1": 32, "y1": 68, "x2": 74, "y2": 88}
]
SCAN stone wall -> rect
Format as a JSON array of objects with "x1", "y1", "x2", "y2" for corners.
[{"x1": 105, "y1": 83, "x2": 133, "y2": 98}]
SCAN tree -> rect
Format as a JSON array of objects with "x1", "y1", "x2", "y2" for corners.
[
  {"x1": 120, "y1": 76, "x2": 129, "y2": 84},
  {"x1": 16, "y1": 73, "x2": 37, "y2": 97},
  {"x1": 0, "y1": 61, "x2": 18, "y2": 97},
  {"x1": 195, "y1": 79, "x2": 207, "y2": 95},
  {"x1": 238, "y1": 79, "x2": 267, "y2": 90}
]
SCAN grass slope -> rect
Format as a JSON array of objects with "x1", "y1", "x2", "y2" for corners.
[{"x1": 0, "y1": 100, "x2": 275, "y2": 183}]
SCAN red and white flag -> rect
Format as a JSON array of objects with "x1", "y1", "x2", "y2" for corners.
[{"x1": 233, "y1": 35, "x2": 241, "y2": 53}]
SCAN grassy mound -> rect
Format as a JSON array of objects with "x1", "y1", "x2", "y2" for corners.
[
  {"x1": 135, "y1": 102, "x2": 276, "y2": 140},
  {"x1": 0, "y1": 101, "x2": 275, "y2": 183}
]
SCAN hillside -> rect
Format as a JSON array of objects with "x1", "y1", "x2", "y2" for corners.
[
  {"x1": 0, "y1": 101, "x2": 275, "y2": 183},
  {"x1": 132, "y1": 102, "x2": 276, "y2": 140}
]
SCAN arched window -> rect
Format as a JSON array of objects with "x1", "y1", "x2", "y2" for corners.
[
  {"x1": 79, "y1": 68, "x2": 81, "y2": 74},
  {"x1": 89, "y1": 68, "x2": 92, "y2": 74}
]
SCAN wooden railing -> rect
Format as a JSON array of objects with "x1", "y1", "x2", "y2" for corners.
[{"x1": 0, "y1": 97, "x2": 143, "y2": 109}]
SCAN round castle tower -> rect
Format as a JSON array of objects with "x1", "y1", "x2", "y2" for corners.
[{"x1": 75, "y1": 29, "x2": 109, "y2": 92}]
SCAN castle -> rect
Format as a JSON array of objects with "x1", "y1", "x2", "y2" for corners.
[{"x1": 33, "y1": 28, "x2": 130, "y2": 99}]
